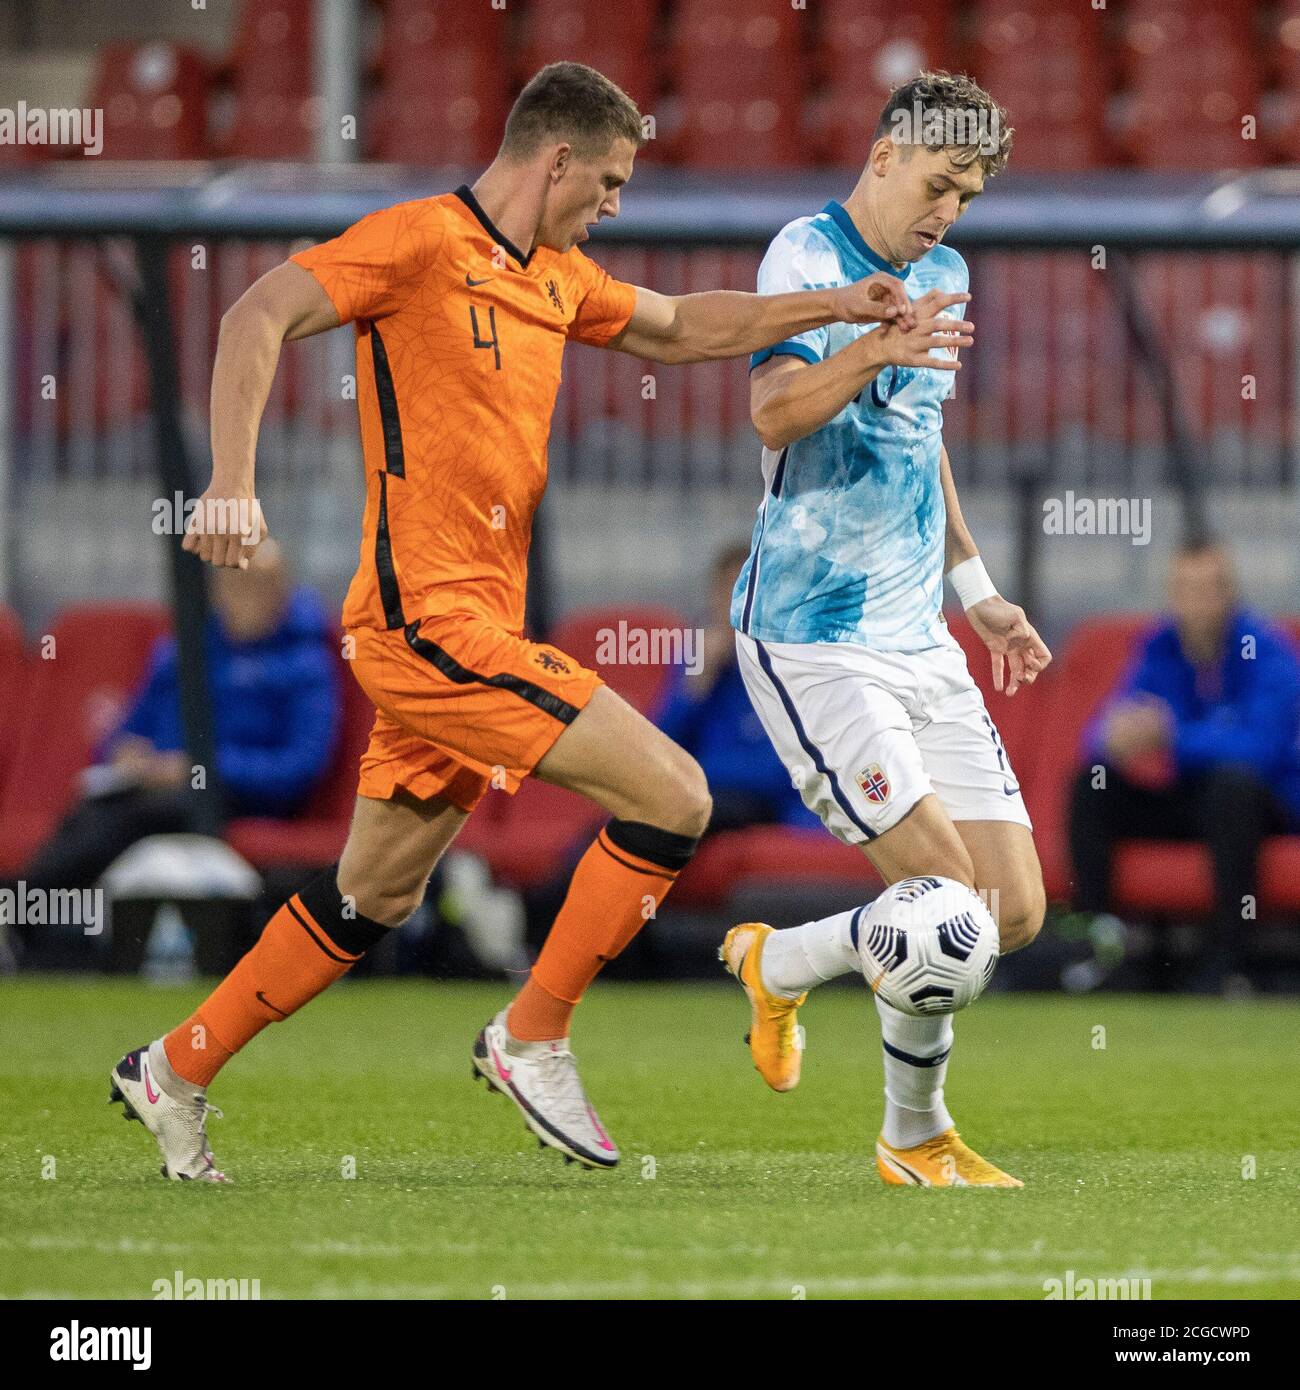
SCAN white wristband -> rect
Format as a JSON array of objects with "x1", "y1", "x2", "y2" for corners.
[{"x1": 948, "y1": 555, "x2": 997, "y2": 609}]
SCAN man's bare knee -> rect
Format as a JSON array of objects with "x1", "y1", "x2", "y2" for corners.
[
  {"x1": 335, "y1": 791, "x2": 466, "y2": 928},
  {"x1": 993, "y1": 878, "x2": 1047, "y2": 953},
  {"x1": 650, "y1": 761, "x2": 711, "y2": 834},
  {"x1": 335, "y1": 863, "x2": 427, "y2": 928}
]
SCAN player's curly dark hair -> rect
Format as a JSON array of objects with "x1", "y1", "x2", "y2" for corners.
[
  {"x1": 875, "y1": 70, "x2": 1013, "y2": 178},
  {"x1": 503, "y1": 62, "x2": 646, "y2": 160}
]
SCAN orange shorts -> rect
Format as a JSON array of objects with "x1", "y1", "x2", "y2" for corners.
[{"x1": 347, "y1": 613, "x2": 604, "y2": 813}]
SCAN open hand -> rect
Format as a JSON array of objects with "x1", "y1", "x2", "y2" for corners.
[
  {"x1": 872, "y1": 289, "x2": 973, "y2": 370},
  {"x1": 966, "y1": 595, "x2": 1051, "y2": 696}
]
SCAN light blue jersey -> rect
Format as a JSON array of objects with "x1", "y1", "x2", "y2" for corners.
[{"x1": 731, "y1": 201, "x2": 968, "y2": 653}]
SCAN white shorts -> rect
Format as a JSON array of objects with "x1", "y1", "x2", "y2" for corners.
[{"x1": 734, "y1": 624, "x2": 1032, "y2": 845}]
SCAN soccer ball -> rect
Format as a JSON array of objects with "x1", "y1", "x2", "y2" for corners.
[{"x1": 857, "y1": 875, "x2": 1000, "y2": 1017}]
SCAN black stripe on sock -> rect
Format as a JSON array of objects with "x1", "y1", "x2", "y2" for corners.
[
  {"x1": 293, "y1": 863, "x2": 391, "y2": 955},
  {"x1": 596, "y1": 831, "x2": 678, "y2": 881},
  {"x1": 604, "y1": 819, "x2": 699, "y2": 872},
  {"x1": 849, "y1": 905, "x2": 865, "y2": 953},
  {"x1": 881, "y1": 1039, "x2": 952, "y2": 1069},
  {"x1": 285, "y1": 897, "x2": 356, "y2": 964}
]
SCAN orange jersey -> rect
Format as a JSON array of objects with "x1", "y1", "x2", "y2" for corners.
[{"x1": 291, "y1": 187, "x2": 638, "y2": 634}]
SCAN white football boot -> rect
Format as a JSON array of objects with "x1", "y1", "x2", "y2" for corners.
[
  {"x1": 471, "y1": 1009, "x2": 619, "y2": 1168},
  {"x1": 108, "y1": 1040, "x2": 230, "y2": 1182}
]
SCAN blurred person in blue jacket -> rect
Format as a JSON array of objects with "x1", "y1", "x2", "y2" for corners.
[
  {"x1": 655, "y1": 543, "x2": 822, "y2": 835},
  {"x1": 25, "y1": 540, "x2": 340, "y2": 891},
  {"x1": 1068, "y1": 541, "x2": 1300, "y2": 991}
]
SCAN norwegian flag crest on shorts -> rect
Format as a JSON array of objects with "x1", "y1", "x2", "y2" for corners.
[{"x1": 857, "y1": 762, "x2": 890, "y2": 804}]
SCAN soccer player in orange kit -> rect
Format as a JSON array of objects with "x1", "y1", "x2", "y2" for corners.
[{"x1": 108, "y1": 63, "x2": 970, "y2": 1177}]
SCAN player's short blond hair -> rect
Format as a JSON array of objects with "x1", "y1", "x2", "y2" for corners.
[
  {"x1": 875, "y1": 70, "x2": 1013, "y2": 179},
  {"x1": 502, "y1": 62, "x2": 646, "y2": 160}
]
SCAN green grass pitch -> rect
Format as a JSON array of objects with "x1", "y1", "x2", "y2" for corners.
[{"x1": 1, "y1": 976, "x2": 1297, "y2": 1300}]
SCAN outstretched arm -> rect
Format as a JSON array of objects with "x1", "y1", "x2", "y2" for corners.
[
  {"x1": 606, "y1": 273, "x2": 917, "y2": 366},
  {"x1": 184, "y1": 261, "x2": 340, "y2": 569},
  {"x1": 749, "y1": 289, "x2": 972, "y2": 450},
  {"x1": 941, "y1": 445, "x2": 1052, "y2": 696}
]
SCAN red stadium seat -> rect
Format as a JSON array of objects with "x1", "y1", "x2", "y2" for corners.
[
  {"x1": 1129, "y1": 253, "x2": 1289, "y2": 453},
  {"x1": 554, "y1": 244, "x2": 763, "y2": 452},
  {"x1": 670, "y1": 93, "x2": 808, "y2": 172},
  {"x1": 950, "y1": 254, "x2": 1126, "y2": 456},
  {"x1": 219, "y1": 0, "x2": 312, "y2": 83},
  {"x1": 1117, "y1": 0, "x2": 1261, "y2": 87},
  {"x1": 1117, "y1": 89, "x2": 1266, "y2": 171},
  {"x1": 668, "y1": 0, "x2": 808, "y2": 169},
  {"x1": 1114, "y1": 2, "x2": 1263, "y2": 170},
  {"x1": 1110, "y1": 833, "x2": 1300, "y2": 916},
  {"x1": 518, "y1": 0, "x2": 660, "y2": 107},
  {"x1": 89, "y1": 42, "x2": 210, "y2": 161},
  {"x1": 0, "y1": 606, "x2": 29, "y2": 804},
  {"x1": 816, "y1": 0, "x2": 961, "y2": 166},
  {"x1": 1258, "y1": 836, "x2": 1300, "y2": 911},
  {"x1": 194, "y1": 243, "x2": 316, "y2": 427},
  {"x1": 968, "y1": 1, "x2": 1109, "y2": 170},
  {"x1": 222, "y1": 0, "x2": 318, "y2": 159},
  {"x1": 664, "y1": 827, "x2": 753, "y2": 908},
  {"x1": 378, "y1": 0, "x2": 505, "y2": 52},
  {"x1": 370, "y1": 0, "x2": 510, "y2": 166},
  {"x1": 0, "y1": 603, "x2": 170, "y2": 876},
  {"x1": 818, "y1": 0, "x2": 955, "y2": 88},
  {"x1": 447, "y1": 781, "x2": 512, "y2": 859}
]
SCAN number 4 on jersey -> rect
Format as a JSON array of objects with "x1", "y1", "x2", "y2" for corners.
[{"x1": 469, "y1": 305, "x2": 501, "y2": 370}]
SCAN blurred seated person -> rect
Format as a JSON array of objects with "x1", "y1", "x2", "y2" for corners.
[
  {"x1": 654, "y1": 543, "x2": 822, "y2": 835},
  {"x1": 25, "y1": 540, "x2": 340, "y2": 891},
  {"x1": 1068, "y1": 540, "x2": 1300, "y2": 989}
]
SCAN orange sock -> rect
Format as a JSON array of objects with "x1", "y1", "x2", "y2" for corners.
[
  {"x1": 163, "y1": 867, "x2": 389, "y2": 1087},
  {"x1": 507, "y1": 820, "x2": 698, "y2": 1040}
]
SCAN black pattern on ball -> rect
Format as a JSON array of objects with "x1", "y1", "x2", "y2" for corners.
[{"x1": 936, "y1": 910, "x2": 982, "y2": 961}]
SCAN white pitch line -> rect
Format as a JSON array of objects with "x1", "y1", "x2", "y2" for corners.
[
  {"x1": 9, "y1": 1233, "x2": 192, "y2": 1257},
  {"x1": 10, "y1": 1230, "x2": 1299, "y2": 1283},
  {"x1": 304, "y1": 1263, "x2": 1300, "y2": 1301}
]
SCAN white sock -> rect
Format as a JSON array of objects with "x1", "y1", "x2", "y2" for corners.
[
  {"x1": 875, "y1": 997, "x2": 954, "y2": 1148},
  {"x1": 758, "y1": 907, "x2": 863, "y2": 999}
]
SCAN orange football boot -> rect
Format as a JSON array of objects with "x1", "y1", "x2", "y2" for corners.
[
  {"x1": 876, "y1": 1128, "x2": 1023, "y2": 1187},
  {"x1": 719, "y1": 923, "x2": 806, "y2": 1092}
]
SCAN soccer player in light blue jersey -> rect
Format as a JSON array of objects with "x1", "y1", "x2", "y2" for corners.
[{"x1": 720, "y1": 72, "x2": 1052, "y2": 1187}]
